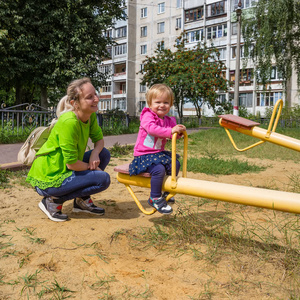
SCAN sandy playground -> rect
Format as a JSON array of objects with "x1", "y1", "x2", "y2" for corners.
[{"x1": 0, "y1": 153, "x2": 299, "y2": 299}]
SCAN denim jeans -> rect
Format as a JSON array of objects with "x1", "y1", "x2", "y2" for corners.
[
  {"x1": 146, "y1": 159, "x2": 180, "y2": 198},
  {"x1": 35, "y1": 147, "x2": 111, "y2": 204}
]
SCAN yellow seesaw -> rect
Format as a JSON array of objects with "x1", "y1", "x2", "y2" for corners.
[{"x1": 114, "y1": 100, "x2": 300, "y2": 214}]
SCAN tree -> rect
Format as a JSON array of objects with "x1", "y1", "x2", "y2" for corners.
[
  {"x1": 139, "y1": 35, "x2": 228, "y2": 120},
  {"x1": 0, "y1": 0, "x2": 124, "y2": 107},
  {"x1": 242, "y1": 0, "x2": 300, "y2": 106}
]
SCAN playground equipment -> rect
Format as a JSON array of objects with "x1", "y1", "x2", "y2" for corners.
[
  {"x1": 218, "y1": 99, "x2": 300, "y2": 152},
  {"x1": 114, "y1": 104, "x2": 300, "y2": 214}
]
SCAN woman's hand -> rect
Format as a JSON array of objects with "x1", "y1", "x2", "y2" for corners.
[{"x1": 89, "y1": 150, "x2": 101, "y2": 170}]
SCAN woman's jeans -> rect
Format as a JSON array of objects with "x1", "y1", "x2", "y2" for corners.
[
  {"x1": 146, "y1": 159, "x2": 180, "y2": 199},
  {"x1": 35, "y1": 148, "x2": 111, "y2": 204}
]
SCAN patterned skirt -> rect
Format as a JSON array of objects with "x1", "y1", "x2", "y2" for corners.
[{"x1": 129, "y1": 151, "x2": 178, "y2": 176}]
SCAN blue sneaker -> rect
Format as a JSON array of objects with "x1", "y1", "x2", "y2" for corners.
[{"x1": 148, "y1": 196, "x2": 173, "y2": 214}]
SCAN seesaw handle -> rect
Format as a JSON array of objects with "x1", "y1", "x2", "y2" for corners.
[{"x1": 171, "y1": 131, "x2": 188, "y2": 189}]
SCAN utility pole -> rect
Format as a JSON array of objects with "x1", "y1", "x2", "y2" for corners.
[{"x1": 233, "y1": 0, "x2": 242, "y2": 116}]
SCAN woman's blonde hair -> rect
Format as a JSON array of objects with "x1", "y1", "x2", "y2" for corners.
[
  {"x1": 51, "y1": 77, "x2": 91, "y2": 126},
  {"x1": 146, "y1": 84, "x2": 174, "y2": 107}
]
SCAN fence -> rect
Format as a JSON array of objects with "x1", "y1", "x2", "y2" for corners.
[{"x1": 0, "y1": 103, "x2": 130, "y2": 137}]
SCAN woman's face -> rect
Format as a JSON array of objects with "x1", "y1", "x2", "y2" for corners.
[{"x1": 77, "y1": 82, "x2": 99, "y2": 116}]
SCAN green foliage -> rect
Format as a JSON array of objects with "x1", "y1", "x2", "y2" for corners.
[
  {"x1": 139, "y1": 33, "x2": 229, "y2": 119},
  {"x1": 242, "y1": 0, "x2": 300, "y2": 91},
  {"x1": 0, "y1": 0, "x2": 125, "y2": 105}
]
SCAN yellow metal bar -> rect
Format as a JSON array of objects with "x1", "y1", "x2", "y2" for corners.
[
  {"x1": 124, "y1": 184, "x2": 156, "y2": 215},
  {"x1": 117, "y1": 173, "x2": 300, "y2": 214}
]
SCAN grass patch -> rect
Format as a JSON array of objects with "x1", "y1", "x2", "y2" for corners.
[
  {"x1": 0, "y1": 169, "x2": 30, "y2": 189},
  {"x1": 184, "y1": 156, "x2": 265, "y2": 175}
]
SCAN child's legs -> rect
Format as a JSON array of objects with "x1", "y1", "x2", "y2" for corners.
[
  {"x1": 36, "y1": 170, "x2": 110, "y2": 204},
  {"x1": 83, "y1": 147, "x2": 111, "y2": 171},
  {"x1": 146, "y1": 163, "x2": 166, "y2": 198},
  {"x1": 164, "y1": 159, "x2": 180, "y2": 176}
]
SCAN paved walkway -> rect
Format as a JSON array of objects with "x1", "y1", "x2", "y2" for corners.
[{"x1": 0, "y1": 128, "x2": 204, "y2": 169}]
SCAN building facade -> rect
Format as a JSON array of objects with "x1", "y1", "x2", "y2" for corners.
[{"x1": 98, "y1": 0, "x2": 299, "y2": 117}]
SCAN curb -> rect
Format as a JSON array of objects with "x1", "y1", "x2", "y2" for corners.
[{"x1": 0, "y1": 162, "x2": 29, "y2": 171}]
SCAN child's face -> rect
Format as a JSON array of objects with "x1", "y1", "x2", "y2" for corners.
[{"x1": 149, "y1": 92, "x2": 171, "y2": 119}]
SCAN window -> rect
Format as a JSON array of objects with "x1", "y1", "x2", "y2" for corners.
[
  {"x1": 270, "y1": 67, "x2": 283, "y2": 80},
  {"x1": 217, "y1": 47, "x2": 227, "y2": 60},
  {"x1": 185, "y1": 29, "x2": 204, "y2": 43},
  {"x1": 256, "y1": 92, "x2": 282, "y2": 107},
  {"x1": 105, "y1": 29, "x2": 112, "y2": 38},
  {"x1": 139, "y1": 101, "x2": 146, "y2": 112},
  {"x1": 101, "y1": 82, "x2": 111, "y2": 93},
  {"x1": 176, "y1": 18, "x2": 181, "y2": 29},
  {"x1": 158, "y1": 2, "x2": 165, "y2": 14},
  {"x1": 114, "y1": 43, "x2": 127, "y2": 56},
  {"x1": 239, "y1": 93, "x2": 253, "y2": 107},
  {"x1": 115, "y1": 26, "x2": 127, "y2": 38},
  {"x1": 207, "y1": 24, "x2": 227, "y2": 39},
  {"x1": 141, "y1": 26, "x2": 147, "y2": 37},
  {"x1": 141, "y1": 44, "x2": 147, "y2": 54},
  {"x1": 157, "y1": 22, "x2": 165, "y2": 33},
  {"x1": 140, "y1": 64, "x2": 145, "y2": 72},
  {"x1": 157, "y1": 41, "x2": 165, "y2": 50},
  {"x1": 231, "y1": 23, "x2": 237, "y2": 35},
  {"x1": 185, "y1": 6, "x2": 204, "y2": 23},
  {"x1": 176, "y1": 0, "x2": 182, "y2": 8},
  {"x1": 230, "y1": 69, "x2": 253, "y2": 83},
  {"x1": 207, "y1": 0, "x2": 226, "y2": 17},
  {"x1": 141, "y1": 7, "x2": 147, "y2": 18},
  {"x1": 233, "y1": 0, "x2": 256, "y2": 9},
  {"x1": 140, "y1": 84, "x2": 147, "y2": 92},
  {"x1": 99, "y1": 100, "x2": 110, "y2": 111},
  {"x1": 231, "y1": 45, "x2": 253, "y2": 59},
  {"x1": 99, "y1": 65, "x2": 111, "y2": 74},
  {"x1": 114, "y1": 99, "x2": 126, "y2": 110}
]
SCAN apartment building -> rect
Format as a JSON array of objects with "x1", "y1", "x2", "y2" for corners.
[{"x1": 99, "y1": 0, "x2": 299, "y2": 117}]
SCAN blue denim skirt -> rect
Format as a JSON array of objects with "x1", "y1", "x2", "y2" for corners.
[{"x1": 129, "y1": 151, "x2": 178, "y2": 176}]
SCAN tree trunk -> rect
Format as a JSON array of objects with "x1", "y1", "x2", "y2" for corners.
[
  {"x1": 40, "y1": 86, "x2": 48, "y2": 108},
  {"x1": 285, "y1": 77, "x2": 292, "y2": 108}
]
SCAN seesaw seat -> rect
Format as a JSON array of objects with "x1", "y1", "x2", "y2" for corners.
[{"x1": 219, "y1": 114, "x2": 260, "y2": 130}]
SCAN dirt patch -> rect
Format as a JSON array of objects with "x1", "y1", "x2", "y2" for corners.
[{"x1": 0, "y1": 156, "x2": 299, "y2": 299}]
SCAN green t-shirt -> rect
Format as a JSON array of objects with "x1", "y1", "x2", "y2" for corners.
[{"x1": 26, "y1": 111, "x2": 103, "y2": 189}]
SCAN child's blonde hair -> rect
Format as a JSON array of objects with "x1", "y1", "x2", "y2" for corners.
[
  {"x1": 146, "y1": 84, "x2": 174, "y2": 107},
  {"x1": 51, "y1": 77, "x2": 92, "y2": 126}
]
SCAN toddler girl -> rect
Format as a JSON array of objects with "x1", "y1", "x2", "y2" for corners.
[{"x1": 129, "y1": 84, "x2": 186, "y2": 214}]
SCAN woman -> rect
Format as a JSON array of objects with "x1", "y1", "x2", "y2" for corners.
[{"x1": 27, "y1": 78, "x2": 111, "y2": 222}]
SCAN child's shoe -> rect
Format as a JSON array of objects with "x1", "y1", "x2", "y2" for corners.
[
  {"x1": 38, "y1": 197, "x2": 68, "y2": 222},
  {"x1": 148, "y1": 196, "x2": 173, "y2": 214},
  {"x1": 162, "y1": 192, "x2": 175, "y2": 204},
  {"x1": 73, "y1": 197, "x2": 105, "y2": 215}
]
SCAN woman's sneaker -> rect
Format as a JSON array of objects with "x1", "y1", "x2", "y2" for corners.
[
  {"x1": 162, "y1": 192, "x2": 175, "y2": 204},
  {"x1": 38, "y1": 197, "x2": 68, "y2": 222},
  {"x1": 148, "y1": 196, "x2": 173, "y2": 214},
  {"x1": 73, "y1": 198, "x2": 105, "y2": 215}
]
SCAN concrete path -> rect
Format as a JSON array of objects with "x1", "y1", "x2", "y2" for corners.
[{"x1": 0, "y1": 129, "x2": 204, "y2": 169}]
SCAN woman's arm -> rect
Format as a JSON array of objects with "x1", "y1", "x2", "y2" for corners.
[{"x1": 66, "y1": 139, "x2": 104, "y2": 171}]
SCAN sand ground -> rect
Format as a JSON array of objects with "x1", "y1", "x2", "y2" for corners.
[{"x1": 0, "y1": 155, "x2": 299, "y2": 299}]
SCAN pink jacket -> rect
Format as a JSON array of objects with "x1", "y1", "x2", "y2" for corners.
[{"x1": 133, "y1": 108, "x2": 177, "y2": 156}]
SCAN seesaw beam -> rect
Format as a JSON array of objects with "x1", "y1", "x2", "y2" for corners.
[{"x1": 116, "y1": 172, "x2": 300, "y2": 214}]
